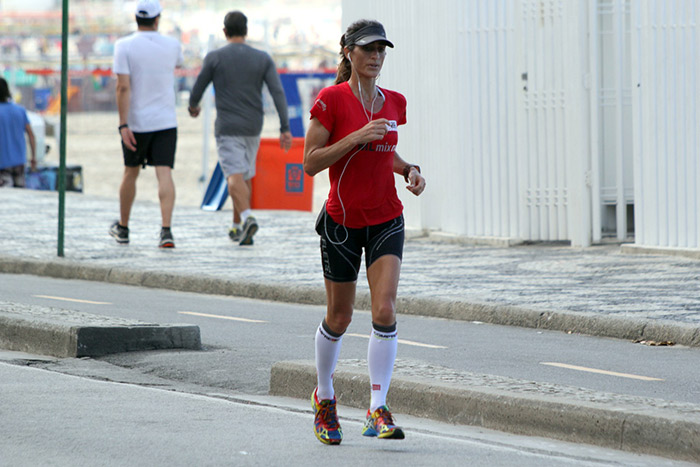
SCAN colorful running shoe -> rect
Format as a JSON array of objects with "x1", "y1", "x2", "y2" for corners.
[
  {"x1": 362, "y1": 405, "x2": 405, "y2": 439},
  {"x1": 312, "y1": 388, "x2": 342, "y2": 445}
]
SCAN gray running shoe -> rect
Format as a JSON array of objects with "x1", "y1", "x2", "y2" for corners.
[
  {"x1": 239, "y1": 216, "x2": 258, "y2": 245},
  {"x1": 109, "y1": 221, "x2": 129, "y2": 244},
  {"x1": 228, "y1": 227, "x2": 242, "y2": 242},
  {"x1": 159, "y1": 228, "x2": 175, "y2": 248}
]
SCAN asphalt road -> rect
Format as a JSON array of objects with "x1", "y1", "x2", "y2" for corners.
[
  {"x1": 4, "y1": 359, "x2": 687, "y2": 467},
  {"x1": 3, "y1": 273, "x2": 699, "y2": 404},
  {"x1": 2, "y1": 273, "x2": 698, "y2": 465}
]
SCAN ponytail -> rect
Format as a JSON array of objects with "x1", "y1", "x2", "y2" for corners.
[{"x1": 335, "y1": 34, "x2": 352, "y2": 84}]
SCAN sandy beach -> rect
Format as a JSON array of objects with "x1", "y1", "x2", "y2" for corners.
[{"x1": 43, "y1": 105, "x2": 328, "y2": 213}]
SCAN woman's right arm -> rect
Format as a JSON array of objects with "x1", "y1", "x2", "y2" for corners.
[{"x1": 303, "y1": 116, "x2": 390, "y2": 177}]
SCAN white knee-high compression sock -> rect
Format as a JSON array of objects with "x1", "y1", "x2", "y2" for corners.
[
  {"x1": 315, "y1": 319, "x2": 343, "y2": 401},
  {"x1": 368, "y1": 322, "x2": 398, "y2": 412}
]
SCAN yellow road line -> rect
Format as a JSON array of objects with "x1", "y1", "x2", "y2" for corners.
[
  {"x1": 540, "y1": 362, "x2": 664, "y2": 381},
  {"x1": 178, "y1": 311, "x2": 267, "y2": 323},
  {"x1": 34, "y1": 295, "x2": 111, "y2": 305},
  {"x1": 346, "y1": 333, "x2": 447, "y2": 349}
]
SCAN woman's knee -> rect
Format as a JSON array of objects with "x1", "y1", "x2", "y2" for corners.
[
  {"x1": 371, "y1": 300, "x2": 396, "y2": 327},
  {"x1": 325, "y1": 309, "x2": 353, "y2": 334}
]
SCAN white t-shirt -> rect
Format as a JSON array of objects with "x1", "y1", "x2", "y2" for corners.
[{"x1": 113, "y1": 31, "x2": 184, "y2": 132}]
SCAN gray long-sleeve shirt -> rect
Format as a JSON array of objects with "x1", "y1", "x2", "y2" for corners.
[{"x1": 189, "y1": 42, "x2": 290, "y2": 137}]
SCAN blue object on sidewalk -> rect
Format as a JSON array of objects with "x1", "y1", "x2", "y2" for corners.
[
  {"x1": 200, "y1": 163, "x2": 228, "y2": 211},
  {"x1": 25, "y1": 165, "x2": 83, "y2": 192}
]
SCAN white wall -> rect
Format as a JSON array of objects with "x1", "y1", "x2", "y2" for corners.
[{"x1": 631, "y1": 0, "x2": 700, "y2": 249}]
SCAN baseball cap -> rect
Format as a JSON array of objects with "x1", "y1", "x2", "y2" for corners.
[
  {"x1": 346, "y1": 23, "x2": 394, "y2": 48},
  {"x1": 135, "y1": 0, "x2": 162, "y2": 19}
]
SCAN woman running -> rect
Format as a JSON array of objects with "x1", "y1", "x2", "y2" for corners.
[{"x1": 303, "y1": 19, "x2": 426, "y2": 445}]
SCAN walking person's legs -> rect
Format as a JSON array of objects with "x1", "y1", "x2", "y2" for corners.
[
  {"x1": 230, "y1": 177, "x2": 253, "y2": 224},
  {"x1": 155, "y1": 165, "x2": 175, "y2": 248},
  {"x1": 110, "y1": 165, "x2": 139, "y2": 244},
  {"x1": 227, "y1": 173, "x2": 257, "y2": 244},
  {"x1": 218, "y1": 135, "x2": 259, "y2": 245},
  {"x1": 118, "y1": 166, "x2": 140, "y2": 227},
  {"x1": 227, "y1": 172, "x2": 250, "y2": 219},
  {"x1": 155, "y1": 165, "x2": 175, "y2": 228}
]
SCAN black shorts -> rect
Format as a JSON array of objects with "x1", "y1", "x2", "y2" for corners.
[
  {"x1": 0, "y1": 164, "x2": 26, "y2": 187},
  {"x1": 122, "y1": 127, "x2": 177, "y2": 168},
  {"x1": 315, "y1": 206, "x2": 404, "y2": 282}
]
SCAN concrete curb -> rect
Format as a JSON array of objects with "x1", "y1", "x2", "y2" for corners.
[
  {"x1": 270, "y1": 360, "x2": 700, "y2": 463},
  {"x1": 0, "y1": 302, "x2": 201, "y2": 358},
  {"x1": 2, "y1": 256, "x2": 699, "y2": 348},
  {"x1": 622, "y1": 243, "x2": 700, "y2": 261}
]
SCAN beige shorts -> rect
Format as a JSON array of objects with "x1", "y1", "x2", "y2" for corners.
[{"x1": 215, "y1": 135, "x2": 261, "y2": 180}]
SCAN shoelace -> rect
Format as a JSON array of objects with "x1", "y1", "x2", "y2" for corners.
[
  {"x1": 375, "y1": 408, "x2": 395, "y2": 427},
  {"x1": 318, "y1": 401, "x2": 339, "y2": 429}
]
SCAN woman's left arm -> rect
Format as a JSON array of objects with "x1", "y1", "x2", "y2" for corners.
[{"x1": 393, "y1": 152, "x2": 425, "y2": 196}]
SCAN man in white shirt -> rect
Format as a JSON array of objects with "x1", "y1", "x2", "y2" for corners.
[{"x1": 110, "y1": 0, "x2": 183, "y2": 248}]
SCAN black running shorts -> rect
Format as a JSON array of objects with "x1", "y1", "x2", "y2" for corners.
[
  {"x1": 122, "y1": 127, "x2": 177, "y2": 168},
  {"x1": 315, "y1": 206, "x2": 404, "y2": 282}
]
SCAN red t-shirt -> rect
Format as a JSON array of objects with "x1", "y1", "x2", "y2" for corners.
[{"x1": 310, "y1": 82, "x2": 407, "y2": 228}]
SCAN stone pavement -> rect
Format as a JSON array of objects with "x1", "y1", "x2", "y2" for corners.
[{"x1": 1, "y1": 188, "x2": 700, "y2": 461}]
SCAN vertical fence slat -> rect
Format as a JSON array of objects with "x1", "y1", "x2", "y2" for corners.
[
  {"x1": 694, "y1": 1, "x2": 700, "y2": 247},
  {"x1": 631, "y1": 0, "x2": 698, "y2": 248},
  {"x1": 590, "y1": 0, "x2": 602, "y2": 243},
  {"x1": 614, "y1": 0, "x2": 627, "y2": 239}
]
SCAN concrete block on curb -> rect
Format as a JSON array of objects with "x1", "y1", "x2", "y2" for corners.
[
  {"x1": 270, "y1": 359, "x2": 700, "y2": 463},
  {"x1": 0, "y1": 301, "x2": 201, "y2": 358}
]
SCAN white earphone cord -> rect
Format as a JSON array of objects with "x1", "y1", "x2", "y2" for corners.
[{"x1": 325, "y1": 53, "x2": 379, "y2": 245}]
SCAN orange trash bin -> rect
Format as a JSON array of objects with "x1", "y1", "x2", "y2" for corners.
[{"x1": 251, "y1": 137, "x2": 313, "y2": 211}]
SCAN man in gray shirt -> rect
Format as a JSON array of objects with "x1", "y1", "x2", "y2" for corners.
[{"x1": 189, "y1": 10, "x2": 292, "y2": 245}]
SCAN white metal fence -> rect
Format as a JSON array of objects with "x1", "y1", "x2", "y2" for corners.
[
  {"x1": 631, "y1": 0, "x2": 699, "y2": 249},
  {"x1": 341, "y1": 0, "x2": 699, "y2": 250}
]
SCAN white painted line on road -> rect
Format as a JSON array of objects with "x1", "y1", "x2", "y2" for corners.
[
  {"x1": 34, "y1": 295, "x2": 111, "y2": 305},
  {"x1": 178, "y1": 311, "x2": 267, "y2": 324},
  {"x1": 540, "y1": 362, "x2": 664, "y2": 381},
  {"x1": 346, "y1": 333, "x2": 447, "y2": 349}
]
